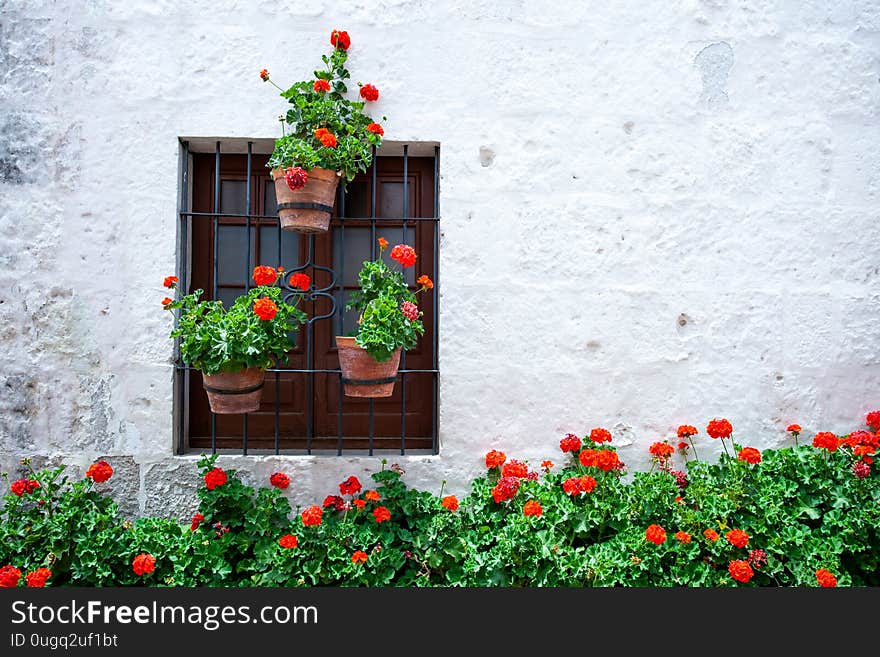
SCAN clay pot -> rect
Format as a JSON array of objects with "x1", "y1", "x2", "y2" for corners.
[
  {"x1": 336, "y1": 336, "x2": 402, "y2": 398},
  {"x1": 271, "y1": 167, "x2": 339, "y2": 233},
  {"x1": 202, "y1": 367, "x2": 266, "y2": 414}
]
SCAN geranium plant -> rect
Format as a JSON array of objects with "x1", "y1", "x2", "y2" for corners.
[
  {"x1": 262, "y1": 29, "x2": 385, "y2": 186},
  {"x1": 346, "y1": 239, "x2": 433, "y2": 362},
  {"x1": 162, "y1": 267, "x2": 309, "y2": 375}
]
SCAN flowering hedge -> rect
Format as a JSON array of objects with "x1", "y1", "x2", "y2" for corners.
[{"x1": 1, "y1": 414, "x2": 878, "y2": 587}]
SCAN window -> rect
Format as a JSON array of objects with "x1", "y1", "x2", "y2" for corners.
[{"x1": 174, "y1": 141, "x2": 439, "y2": 455}]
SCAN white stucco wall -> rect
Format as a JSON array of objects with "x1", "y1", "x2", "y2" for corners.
[{"x1": 1, "y1": 0, "x2": 879, "y2": 517}]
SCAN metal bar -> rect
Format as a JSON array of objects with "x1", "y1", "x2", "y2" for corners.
[
  {"x1": 211, "y1": 141, "x2": 220, "y2": 454},
  {"x1": 275, "y1": 193, "x2": 283, "y2": 456},
  {"x1": 176, "y1": 140, "x2": 190, "y2": 456},
  {"x1": 369, "y1": 148, "x2": 376, "y2": 456},
  {"x1": 433, "y1": 144, "x2": 440, "y2": 455},
  {"x1": 242, "y1": 143, "x2": 253, "y2": 455},
  {"x1": 337, "y1": 183, "x2": 346, "y2": 457},
  {"x1": 400, "y1": 144, "x2": 408, "y2": 455},
  {"x1": 175, "y1": 365, "x2": 437, "y2": 374},
  {"x1": 306, "y1": 235, "x2": 315, "y2": 455},
  {"x1": 181, "y1": 211, "x2": 438, "y2": 221},
  {"x1": 369, "y1": 398, "x2": 374, "y2": 456}
]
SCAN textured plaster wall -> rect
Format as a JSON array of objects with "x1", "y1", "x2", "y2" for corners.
[{"x1": 1, "y1": 0, "x2": 879, "y2": 516}]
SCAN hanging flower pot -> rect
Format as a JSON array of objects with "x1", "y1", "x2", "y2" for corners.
[
  {"x1": 271, "y1": 167, "x2": 340, "y2": 234},
  {"x1": 336, "y1": 337, "x2": 401, "y2": 398},
  {"x1": 202, "y1": 367, "x2": 266, "y2": 414}
]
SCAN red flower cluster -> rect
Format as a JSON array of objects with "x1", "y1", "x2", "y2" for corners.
[
  {"x1": 584, "y1": 450, "x2": 621, "y2": 472},
  {"x1": 313, "y1": 79, "x2": 331, "y2": 93},
  {"x1": 671, "y1": 470, "x2": 688, "y2": 489},
  {"x1": 485, "y1": 450, "x2": 506, "y2": 469},
  {"x1": 866, "y1": 411, "x2": 880, "y2": 430},
  {"x1": 748, "y1": 549, "x2": 767, "y2": 569},
  {"x1": 523, "y1": 500, "x2": 542, "y2": 518},
  {"x1": 161, "y1": 297, "x2": 173, "y2": 307},
  {"x1": 372, "y1": 506, "x2": 391, "y2": 523},
  {"x1": 677, "y1": 425, "x2": 698, "y2": 438},
  {"x1": 353, "y1": 499, "x2": 366, "y2": 510},
  {"x1": 645, "y1": 524, "x2": 667, "y2": 545},
  {"x1": 367, "y1": 122, "x2": 384, "y2": 135},
  {"x1": 562, "y1": 475, "x2": 597, "y2": 495},
  {"x1": 301, "y1": 505, "x2": 323, "y2": 526},
  {"x1": 441, "y1": 495, "x2": 458, "y2": 511},
  {"x1": 163, "y1": 275, "x2": 178, "y2": 288},
  {"x1": 501, "y1": 460, "x2": 529, "y2": 479},
  {"x1": 10, "y1": 478, "x2": 39, "y2": 496},
  {"x1": 25, "y1": 567, "x2": 51, "y2": 588},
  {"x1": 253, "y1": 297, "x2": 278, "y2": 321},
  {"x1": 269, "y1": 472, "x2": 290, "y2": 489},
  {"x1": 703, "y1": 529, "x2": 719, "y2": 542},
  {"x1": 559, "y1": 434, "x2": 581, "y2": 453},
  {"x1": 726, "y1": 529, "x2": 750, "y2": 548},
  {"x1": 314, "y1": 127, "x2": 338, "y2": 148},
  {"x1": 852, "y1": 461, "x2": 871, "y2": 479},
  {"x1": 390, "y1": 244, "x2": 417, "y2": 268},
  {"x1": 707, "y1": 418, "x2": 733, "y2": 439},
  {"x1": 400, "y1": 301, "x2": 419, "y2": 321},
  {"x1": 351, "y1": 550, "x2": 368, "y2": 564},
  {"x1": 787, "y1": 424, "x2": 802, "y2": 433},
  {"x1": 323, "y1": 495, "x2": 345, "y2": 510},
  {"x1": 285, "y1": 166, "x2": 308, "y2": 190},
  {"x1": 86, "y1": 461, "x2": 114, "y2": 483},
  {"x1": 339, "y1": 476, "x2": 362, "y2": 496},
  {"x1": 677, "y1": 442, "x2": 689, "y2": 452},
  {"x1": 364, "y1": 490, "x2": 380, "y2": 502},
  {"x1": 330, "y1": 30, "x2": 350, "y2": 51},
  {"x1": 190, "y1": 513, "x2": 204, "y2": 531},
  {"x1": 417, "y1": 274, "x2": 433, "y2": 289},
  {"x1": 674, "y1": 531, "x2": 691, "y2": 543},
  {"x1": 0, "y1": 565, "x2": 21, "y2": 588},
  {"x1": 253, "y1": 265, "x2": 279, "y2": 286},
  {"x1": 259, "y1": 69, "x2": 269, "y2": 81},
  {"x1": 278, "y1": 534, "x2": 298, "y2": 549},
  {"x1": 729, "y1": 560, "x2": 754, "y2": 583},
  {"x1": 815, "y1": 569, "x2": 837, "y2": 588},
  {"x1": 737, "y1": 447, "x2": 762, "y2": 464},
  {"x1": 359, "y1": 84, "x2": 379, "y2": 102},
  {"x1": 812, "y1": 432, "x2": 840, "y2": 452},
  {"x1": 132, "y1": 553, "x2": 156, "y2": 576},
  {"x1": 287, "y1": 272, "x2": 310, "y2": 291},
  {"x1": 590, "y1": 427, "x2": 612, "y2": 444},
  {"x1": 649, "y1": 442, "x2": 674, "y2": 459},
  {"x1": 491, "y1": 477, "x2": 519, "y2": 503},
  {"x1": 204, "y1": 467, "x2": 227, "y2": 490}
]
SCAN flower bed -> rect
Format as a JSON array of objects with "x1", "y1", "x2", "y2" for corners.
[{"x1": 1, "y1": 414, "x2": 877, "y2": 587}]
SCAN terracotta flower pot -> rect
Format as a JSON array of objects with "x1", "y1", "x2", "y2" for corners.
[
  {"x1": 336, "y1": 336, "x2": 402, "y2": 398},
  {"x1": 271, "y1": 167, "x2": 339, "y2": 233},
  {"x1": 202, "y1": 367, "x2": 266, "y2": 414}
]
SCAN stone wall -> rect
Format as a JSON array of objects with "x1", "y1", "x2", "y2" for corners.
[{"x1": 1, "y1": 0, "x2": 878, "y2": 516}]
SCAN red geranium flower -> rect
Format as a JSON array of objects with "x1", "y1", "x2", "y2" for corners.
[
  {"x1": 738, "y1": 447, "x2": 762, "y2": 464},
  {"x1": 485, "y1": 450, "x2": 506, "y2": 469},
  {"x1": 351, "y1": 550, "x2": 368, "y2": 564},
  {"x1": 323, "y1": 495, "x2": 345, "y2": 510},
  {"x1": 364, "y1": 489, "x2": 380, "y2": 502},
  {"x1": 259, "y1": 69, "x2": 269, "y2": 81},
  {"x1": 353, "y1": 499, "x2": 366, "y2": 510},
  {"x1": 25, "y1": 567, "x2": 51, "y2": 588},
  {"x1": 400, "y1": 301, "x2": 420, "y2": 321},
  {"x1": 729, "y1": 560, "x2": 754, "y2": 583},
  {"x1": 314, "y1": 127, "x2": 338, "y2": 148},
  {"x1": 0, "y1": 565, "x2": 22, "y2": 588},
  {"x1": 390, "y1": 244, "x2": 417, "y2": 268},
  {"x1": 703, "y1": 529, "x2": 720, "y2": 542},
  {"x1": 578, "y1": 449, "x2": 597, "y2": 467},
  {"x1": 787, "y1": 424, "x2": 802, "y2": 433},
  {"x1": 301, "y1": 505, "x2": 323, "y2": 526},
  {"x1": 852, "y1": 461, "x2": 871, "y2": 479},
  {"x1": 595, "y1": 450, "x2": 621, "y2": 472},
  {"x1": 748, "y1": 549, "x2": 768, "y2": 569},
  {"x1": 645, "y1": 524, "x2": 667, "y2": 545},
  {"x1": 674, "y1": 531, "x2": 691, "y2": 543},
  {"x1": 590, "y1": 427, "x2": 612, "y2": 444},
  {"x1": 815, "y1": 569, "x2": 837, "y2": 588},
  {"x1": 253, "y1": 297, "x2": 278, "y2": 321},
  {"x1": 204, "y1": 467, "x2": 227, "y2": 490},
  {"x1": 86, "y1": 460, "x2": 114, "y2": 483},
  {"x1": 190, "y1": 513, "x2": 204, "y2": 531},
  {"x1": 649, "y1": 442, "x2": 674, "y2": 458},
  {"x1": 330, "y1": 30, "x2": 350, "y2": 51},
  {"x1": 866, "y1": 411, "x2": 880, "y2": 430},
  {"x1": 812, "y1": 431, "x2": 840, "y2": 452},
  {"x1": 161, "y1": 297, "x2": 173, "y2": 306},
  {"x1": 677, "y1": 425, "x2": 698, "y2": 438},
  {"x1": 378, "y1": 237, "x2": 389, "y2": 250},
  {"x1": 417, "y1": 274, "x2": 433, "y2": 290},
  {"x1": 726, "y1": 529, "x2": 750, "y2": 549},
  {"x1": 269, "y1": 472, "x2": 290, "y2": 489},
  {"x1": 313, "y1": 79, "x2": 331, "y2": 93},
  {"x1": 501, "y1": 460, "x2": 529, "y2": 479},
  {"x1": 372, "y1": 506, "x2": 391, "y2": 523},
  {"x1": 339, "y1": 476, "x2": 362, "y2": 496},
  {"x1": 132, "y1": 553, "x2": 156, "y2": 576},
  {"x1": 278, "y1": 534, "x2": 298, "y2": 549},
  {"x1": 287, "y1": 272, "x2": 310, "y2": 291},
  {"x1": 163, "y1": 275, "x2": 178, "y2": 288},
  {"x1": 285, "y1": 166, "x2": 308, "y2": 190},
  {"x1": 560, "y1": 433, "x2": 581, "y2": 453},
  {"x1": 441, "y1": 495, "x2": 458, "y2": 511},
  {"x1": 707, "y1": 418, "x2": 733, "y2": 439},
  {"x1": 677, "y1": 442, "x2": 689, "y2": 451},
  {"x1": 562, "y1": 475, "x2": 598, "y2": 495},
  {"x1": 523, "y1": 500, "x2": 543, "y2": 517},
  {"x1": 491, "y1": 477, "x2": 519, "y2": 503},
  {"x1": 540, "y1": 460, "x2": 554, "y2": 471},
  {"x1": 367, "y1": 122, "x2": 384, "y2": 135},
  {"x1": 10, "y1": 478, "x2": 38, "y2": 496},
  {"x1": 253, "y1": 265, "x2": 278, "y2": 287},
  {"x1": 359, "y1": 84, "x2": 379, "y2": 102}
]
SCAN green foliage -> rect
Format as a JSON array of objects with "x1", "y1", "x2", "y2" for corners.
[
  {"x1": 266, "y1": 40, "x2": 383, "y2": 183},
  {"x1": 166, "y1": 285, "x2": 307, "y2": 375},
  {"x1": 2, "y1": 432, "x2": 877, "y2": 587}
]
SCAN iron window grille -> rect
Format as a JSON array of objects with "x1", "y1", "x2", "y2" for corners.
[{"x1": 174, "y1": 140, "x2": 439, "y2": 456}]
